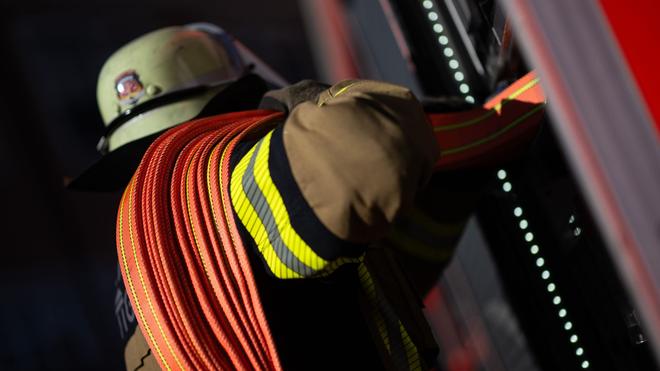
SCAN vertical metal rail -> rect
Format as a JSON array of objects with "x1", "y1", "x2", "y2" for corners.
[{"x1": 501, "y1": 0, "x2": 660, "y2": 363}]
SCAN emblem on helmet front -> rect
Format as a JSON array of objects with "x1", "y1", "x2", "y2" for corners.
[{"x1": 115, "y1": 70, "x2": 145, "y2": 106}]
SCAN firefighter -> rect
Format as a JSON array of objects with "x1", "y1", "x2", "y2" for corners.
[{"x1": 72, "y1": 23, "x2": 442, "y2": 370}]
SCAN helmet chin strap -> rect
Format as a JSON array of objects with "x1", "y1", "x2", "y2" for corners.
[{"x1": 97, "y1": 84, "x2": 211, "y2": 154}]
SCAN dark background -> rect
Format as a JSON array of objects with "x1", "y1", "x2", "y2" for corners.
[{"x1": 0, "y1": 1, "x2": 316, "y2": 369}]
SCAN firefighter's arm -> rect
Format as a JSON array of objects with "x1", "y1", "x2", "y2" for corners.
[
  {"x1": 230, "y1": 80, "x2": 439, "y2": 278},
  {"x1": 286, "y1": 80, "x2": 439, "y2": 242}
]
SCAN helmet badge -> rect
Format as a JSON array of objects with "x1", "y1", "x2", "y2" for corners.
[{"x1": 115, "y1": 70, "x2": 145, "y2": 106}]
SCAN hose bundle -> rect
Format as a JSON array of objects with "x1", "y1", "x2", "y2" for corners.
[{"x1": 117, "y1": 110, "x2": 284, "y2": 371}]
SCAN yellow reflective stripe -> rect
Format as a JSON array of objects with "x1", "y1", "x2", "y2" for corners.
[
  {"x1": 434, "y1": 77, "x2": 540, "y2": 132},
  {"x1": 404, "y1": 208, "x2": 464, "y2": 237},
  {"x1": 387, "y1": 227, "x2": 454, "y2": 263},
  {"x1": 314, "y1": 255, "x2": 363, "y2": 278},
  {"x1": 442, "y1": 103, "x2": 545, "y2": 156},
  {"x1": 400, "y1": 322, "x2": 421, "y2": 371},
  {"x1": 375, "y1": 312, "x2": 391, "y2": 354},
  {"x1": 360, "y1": 261, "x2": 422, "y2": 369},
  {"x1": 387, "y1": 207, "x2": 464, "y2": 262},
  {"x1": 333, "y1": 82, "x2": 359, "y2": 98},
  {"x1": 492, "y1": 77, "x2": 540, "y2": 112},
  {"x1": 358, "y1": 262, "x2": 391, "y2": 352},
  {"x1": 318, "y1": 81, "x2": 360, "y2": 107},
  {"x1": 252, "y1": 132, "x2": 328, "y2": 271},
  {"x1": 231, "y1": 143, "x2": 300, "y2": 279}
]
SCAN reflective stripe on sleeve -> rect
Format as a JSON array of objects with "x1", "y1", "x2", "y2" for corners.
[{"x1": 231, "y1": 130, "x2": 360, "y2": 278}]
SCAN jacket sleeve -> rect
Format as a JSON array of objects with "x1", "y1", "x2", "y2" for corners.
[{"x1": 230, "y1": 79, "x2": 439, "y2": 279}]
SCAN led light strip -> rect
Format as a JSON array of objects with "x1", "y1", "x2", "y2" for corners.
[
  {"x1": 497, "y1": 169, "x2": 590, "y2": 369},
  {"x1": 420, "y1": 0, "x2": 475, "y2": 103}
]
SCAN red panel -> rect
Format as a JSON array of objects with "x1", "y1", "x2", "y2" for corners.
[{"x1": 599, "y1": 0, "x2": 660, "y2": 137}]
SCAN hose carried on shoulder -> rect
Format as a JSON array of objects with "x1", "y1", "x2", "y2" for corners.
[
  {"x1": 117, "y1": 110, "x2": 284, "y2": 371},
  {"x1": 116, "y1": 72, "x2": 544, "y2": 371}
]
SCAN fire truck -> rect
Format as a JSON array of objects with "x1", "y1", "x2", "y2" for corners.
[{"x1": 300, "y1": 0, "x2": 660, "y2": 370}]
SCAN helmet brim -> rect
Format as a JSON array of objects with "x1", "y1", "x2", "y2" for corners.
[{"x1": 67, "y1": 132, "x2": 159, "y2": 191}]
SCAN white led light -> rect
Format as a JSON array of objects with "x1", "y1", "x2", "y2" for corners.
[
  {"x1": 506, "y1": 170, "x2": 586, "y2": 366},
  {"x1": 454, "y1": 72, "x2": 465, "y2": 81},
  {"x1": 423, "y1": 0, "x2": 433, "y2": 9},
  {"x1": 438, "y1": 35, "x2": 449, "y2": 45},
  {"x1": 569, "y1": 215, "x2": 576, "y2": 224},
  {"x1": 433, "y1": 24, "x2": 444, "y2": 33},
  {"x1": 465, "y1": 96, "x2": 475, "y2": 103},
  {"x1": 444, "y1": 47, "x2": 454, "y2": 57},
  {"x1": 449, "y1": 59, "x2": 459, "y2": 69},
  {"x1": 459, "y1": 83, "x2": 470, "y2": 93},
  {"x1": 428, "y1": 12, "x2": 439, "y2": 21}
]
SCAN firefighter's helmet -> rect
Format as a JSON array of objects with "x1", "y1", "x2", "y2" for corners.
[
  {"x1": 96, "y1": 23, "x2": 246, "y2": 153},
  {"x1": 70, "y1": 23, "x2": 288, "y2": 191}
]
